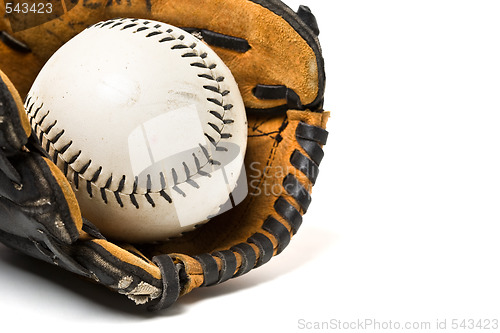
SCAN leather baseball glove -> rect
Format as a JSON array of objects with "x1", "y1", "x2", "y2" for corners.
[{"x1": 0, "y1": 0, "x2": 329, "y2": 311}]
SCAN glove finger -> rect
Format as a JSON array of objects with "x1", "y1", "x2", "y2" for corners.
[
  {"x1": 0, "y1": 70, "x2": 31, "y2": 153},
  {"x1": 0, "y1": 152, "x2": 83, "y2": 244}
]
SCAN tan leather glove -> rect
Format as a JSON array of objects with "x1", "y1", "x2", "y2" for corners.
[{"x1": 0, "y1": 0, "x2": 329, "y2": 311}]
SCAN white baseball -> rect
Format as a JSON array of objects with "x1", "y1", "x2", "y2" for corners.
[{"x1": 25, "y1": 18, "x2": 248, "y2": 242}]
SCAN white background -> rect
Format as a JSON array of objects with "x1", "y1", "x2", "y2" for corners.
[{"x1": 1, "y1": 1, "x2": 500, "y2": 332}]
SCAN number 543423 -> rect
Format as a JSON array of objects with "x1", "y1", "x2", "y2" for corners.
[{"x1": 5, "y1": 2, "x2": 53, "y2": 14}]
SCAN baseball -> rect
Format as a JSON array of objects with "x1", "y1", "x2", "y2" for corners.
[{"x1": 25, "y1": 18, "x2": 248, "y2": 242}]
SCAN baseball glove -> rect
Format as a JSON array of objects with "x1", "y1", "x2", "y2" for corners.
[{"x1": 0, "y1": 0, "x2": 329, "y2": 311}]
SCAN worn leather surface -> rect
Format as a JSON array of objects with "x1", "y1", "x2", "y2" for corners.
[
  {"x1": 0, "y1": 0, "x2": 329, "y2": 310},
  {"x1": 0, "y1": 0, "x2": 324, "y2": 112}
]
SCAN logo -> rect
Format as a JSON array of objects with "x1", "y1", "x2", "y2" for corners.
[{"x1": 127, "y1": 105, "x2": 248, "y2": 226}]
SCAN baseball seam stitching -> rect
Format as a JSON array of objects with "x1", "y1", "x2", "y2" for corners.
[{"x1": 26, "y1": 18, "x2": 236, "y2": 210}]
